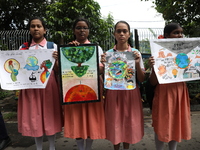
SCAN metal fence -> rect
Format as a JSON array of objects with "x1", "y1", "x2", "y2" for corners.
[
  {"x1": 132, "y1": 28, "x2": 163, "y2": 54},
  {"x1": 0, "y1": 30, "x2": 29, "y2": 50},
  {"x1": 0, "y1": 28, "x2": 163, "y2": 52}
]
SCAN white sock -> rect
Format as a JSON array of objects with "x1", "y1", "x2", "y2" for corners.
[
  {"x1": 168, "y1": 140, "x2": 177, "y2": 150},
  {"x1": 35, "y1": 136, "x2": 43, "y2": 150},
  {"x1": 76, "y1": 139, "x2": 84, "y2": 150},
  {"x1": 124, "y1": 149, "x2": 129, "y2": 150},
  {"x1": 85, "y1": 138, "x2": 93, "y2": 150},
  {"x1": 155, "y1": 134, "x2": 164, "y2": 150},
  {"x1": 47, "y1": 134, "x2": 56, "y2": 150}
]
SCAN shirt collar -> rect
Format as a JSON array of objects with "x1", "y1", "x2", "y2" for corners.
[
  {"x1": 113, "y1": 45, "x2": 132, "y2": 52},
  {"x1": 75, "y1": 39, "x2": 90, "y2": 44},
  {"x1": 30, "y1": 38, "x2": 47, "y2": 47},
  {"x1": 84, "y1": 39, "x2": 90, "y2": 44}
]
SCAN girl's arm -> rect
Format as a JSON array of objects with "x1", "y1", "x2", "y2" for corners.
[
  {"x1": 148, "y1": 56, "x2": 158, "y2": 86},
  {"x1": 99, "y1": 65, "x2": 104, "y2": 75},
  {"x1": 98, "y1": 47, "x2": 105, "y2": 75},
  {"x1": 134, "y1": 51, "x2": 145, "y2": 82},
  {"x1": 100, "y1": 53, "x2": 106, "y2": 74}
]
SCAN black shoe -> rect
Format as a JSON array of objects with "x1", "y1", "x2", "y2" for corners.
[{"x1": 0, "y1": 137, "x2": 11, "y2": 150}]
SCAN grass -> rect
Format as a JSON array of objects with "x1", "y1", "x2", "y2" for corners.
[
  {"x1": 3, "y1": 112, "x2": 17, "y2": 120},
  {"x1": 0, "y1": 90, "x2": 13, "y2": 99}
]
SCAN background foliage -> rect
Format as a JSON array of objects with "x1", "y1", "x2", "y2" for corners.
[
  {"x1": 143, "y1": 0, "x2": 200, "y2": 37},
  {"x1": 45, "y1": 0, "x2": 114, "y2": 48},
  {"x1": 0, "y1": 0, "x2": 53, "y2": 30},
  {"x1": 0, "y1": 0, "x2": 114, "y2": 50}
]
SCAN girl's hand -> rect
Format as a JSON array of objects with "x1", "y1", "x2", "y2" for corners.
[
  {"x1": 133, "y1": 51, "x2": 141, "y2": 63},
  {"x1": 52, "y1": 51, "x2": 58, "y2": 60},
  {"x1": 148, "y1": 56, "x2": 155, "y2": 68},
  {"x1": 52, "y1": 51, "x2": 59, "y2": 73},
  {"x1": 100, "y1": 53, "x2": 107, "y2": 66},
  {"x1": 68, "y1": 41, "x2": 80, "y2": 46}
]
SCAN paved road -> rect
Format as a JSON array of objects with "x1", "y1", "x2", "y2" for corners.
[{"x1": 1, "y1": 95, "x2": 200, "y2": 150}]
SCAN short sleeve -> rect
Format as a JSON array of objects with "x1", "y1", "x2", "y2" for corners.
[
  {"x1": 138, "y1": 51, "x2": 145, "y2": 70},
  {"x1": 53, "y1": 43, "x2": 57, "y2": 51},
  {"x1": 98, "y1": 46, "x2": 103, "y2": 64}
]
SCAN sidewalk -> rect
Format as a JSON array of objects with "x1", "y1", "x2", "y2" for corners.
[{"x1": 1, "y1": 94, "x2": 200, "y2": 150}]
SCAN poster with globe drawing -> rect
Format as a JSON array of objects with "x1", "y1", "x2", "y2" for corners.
[
  {"x1": 104, "y1": 52, "x2": 136, "y2": 90},
  {"x1": 150, "y1": 38, "x2": 200, "y2": 84},
  {"x1": 0, "y1": 49, "x2": 55, "y2": 90},
  {"x1": 58, "y1": 44, "x2": 100, "y2": 105}
]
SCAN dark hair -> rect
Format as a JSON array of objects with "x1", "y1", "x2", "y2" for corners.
[
  {"x1": 27, "y1": 17, "x2": 47, "y2": 47},
  {"x1": 72, "y1": 17, "x2": 90, "y2": 30},
  {"x1": 114, "y1": 21, "x2": 133, "y2": 47},
  {"x1": 164, "y1": 23, "x2": 182, "y2": 38},
  {"x1": 72, "y1": 17, "x2": 90, "y2": 40}
]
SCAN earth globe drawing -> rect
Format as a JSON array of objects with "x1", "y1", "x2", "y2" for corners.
[
  {"x1": 24, "y1": 56, "x2": 39, "y2": 71},
  {"x1": 109, "y1": 60, "x2": 127, "y2": 79},
  {"x1": 175, "y1": 53, "x2": 190, "y2": 69},
  {"x1": 61, "y1": 46, "x2": 95, "y2": 77}
]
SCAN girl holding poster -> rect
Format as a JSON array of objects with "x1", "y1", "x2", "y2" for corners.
[
  {"x1": 18, "y1": 17, "x2": 63, "y2": 150},
  {"x1": 101, "y1": 21, "x2": 145, "y2": 150},
  {"x1": 149, "y1": 23, "x2": 191, "y2": 150},
  {"x1": 63, "y1": 18, "x2": 106, "y2": 150}
]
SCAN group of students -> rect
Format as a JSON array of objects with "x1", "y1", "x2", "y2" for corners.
[{"x1": 1, "y1": 16, "x2": 191, "y2": 150}]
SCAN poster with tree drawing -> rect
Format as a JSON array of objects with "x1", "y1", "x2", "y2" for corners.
[
  {"x1": 58, "y1": 44, "x2": 100, "y2": 105},
  {"x1": 150, "y1": 38, "x2": 200, "y2": 84},
  {"x1": 104, "y1": 52, "x2": 136, "y2": 90},
  {"x1": 0, "y1": 49, "x2": 55, "y2": 90}
]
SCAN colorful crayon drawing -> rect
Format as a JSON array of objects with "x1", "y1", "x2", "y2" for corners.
[
  {"x1": 0, "y1": 49, "x2": 55, "y2": 90},
  {"x1": 150, "y1": 38, "x2": 200, "y2": 84},
  {"x1": 61, "y1": 46, "x2": 95, "y2": 77},
  {"x1": 24, "y1": 56, "x2": 39, "y2": 71},
  {"x1": 4, "y1": 59, "x2": 20, "y2": 82},
  {"x1": 65, "y1": 84, "x2": 97, "y2": 102},
  {"x1": 175, "y1": 53, "x2": 191, "y2": 69},
  {"x1": 104, "y1": 52, "x2": 136, "y2": 90},
  {"x1": 59, "y1": 44, "x2": 100, "y2": 105},
  {"x1": 40, "y1": 59, "x2": 52, "y2": 83},
  {"x1": 158, "y1": 64, "x2": 167, "y2": 76}
]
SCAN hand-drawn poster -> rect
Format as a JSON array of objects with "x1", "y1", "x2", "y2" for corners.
[
  {"x1": 58, "y1": 44, "x2": 100, "y2": 105},
  {"x1": 0, "y1": 49, "x2": 55, "y2": 90},
  {"x1": 150, "y1": 38, "x2": 200, "y2": 84},
  {"x1": 104, "y1": 52, "x2": 136, "y2": 90}
]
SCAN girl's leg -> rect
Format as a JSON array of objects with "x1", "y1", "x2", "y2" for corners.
[
  {"x1": 85, "y1": 138, "x2": 93, "y2": 150},
  {"x1": 76, "y1": 138, "x2": 84, "y2": 150},
  {"x1": 123, "y1": 142, "x2": 129, "y2": 150},
  {"x1": 34, "y1": 136, "x2": 43, "y2": 150},
  {"x1": 155, "y1": 134, "x2": 164, "y2": 150},
  {"x1": 168, "y1": 140, "x2": 177, "y2": 150},
  {"x1": 114, "y1": 143, "x2": 120, "y2": 150},
  {"x1": 47, "y1": 134, "x2": 56, "y2": 150}
]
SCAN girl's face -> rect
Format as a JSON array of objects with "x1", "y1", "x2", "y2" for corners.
[
  {"x1": 114, "y1": 23, "x2": 130, "y2": 44},
  {"x1": 73, "y1": 21, "x2": 89, "y2": 43},
  {"x1": 166, "y1": 27, "x2": 183, "y2": 38},
  {"x1": 29, "y1": 19, "x2": 46, "y2": 43}
]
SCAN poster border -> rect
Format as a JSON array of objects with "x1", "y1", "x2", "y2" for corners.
[{"x1": 58, "y1": 43, "x2": 100, "y2": 105}]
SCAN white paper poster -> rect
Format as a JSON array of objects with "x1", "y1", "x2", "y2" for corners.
[
  {"x1": 0, "y1": 49, "x2": 55, "y2": 90},
  {"x1": 104, "y1": 52, "x2": 136, "y2": 90},
  {"x1": 150, "y1": 38, "x2": 200, "y2": 84}
]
